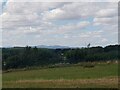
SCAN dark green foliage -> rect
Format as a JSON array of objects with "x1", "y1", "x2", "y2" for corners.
[
  {"x1": 65, "y1": 48, "x2": 87, "y2": 63},
  {"x1": 2, "y1": 46, "x2": 62, "y2": 70},
  {"x1": 2, "y1": 44, "x2": 119, "y2": 70}
]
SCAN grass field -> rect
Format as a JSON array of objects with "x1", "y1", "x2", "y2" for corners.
[{"x1": 2, "y1": 63, "x2": 118, "y2": 88}]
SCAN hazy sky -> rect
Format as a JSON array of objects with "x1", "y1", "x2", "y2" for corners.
[{"x1": 0, "y1": 0, "x2": 118, "y2": 47}]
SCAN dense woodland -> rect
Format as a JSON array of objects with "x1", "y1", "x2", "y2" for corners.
[{"x1": 2, "y1": 44, "x2": 120, "y2": 70}]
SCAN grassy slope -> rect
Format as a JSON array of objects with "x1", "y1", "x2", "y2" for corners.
[{"x1": 3, "y1": 63, "x2": 118, "y2": 88}]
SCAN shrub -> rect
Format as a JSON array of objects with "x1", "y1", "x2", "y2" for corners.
[{"x1": 81, "y1": 62, "x2": 95, "y2": 68}]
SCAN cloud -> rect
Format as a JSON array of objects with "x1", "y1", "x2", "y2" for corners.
[
  {"x1": 1, "y1": 2, "x2": 66, "y2": 28},
  {"x1": 95, "y1": 9, "x2": 117, "y2": 18},
  {"x1": 43, "y1": 3, "x2": 91, "y2": 20},
  {"x1": 43, "y1": 2, "x2": 118, "y2": 20},
  {"x1": 93, "y1": 17, "x2": 117, "y2": 26},
  {"x1": 59, "y1": 21, "x2": 90, "y2": 31},
  {"x1": 1, "y1": 1, "x2": 118, "y2": 47}
]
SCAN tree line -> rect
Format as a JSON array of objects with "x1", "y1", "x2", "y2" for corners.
[{"x1": 2, "y1": 44, "x2": 119, "y2": 70}]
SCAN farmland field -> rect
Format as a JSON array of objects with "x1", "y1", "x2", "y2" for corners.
[{"x1": 2, "y1": 63, "x2": 118, "y2": 88}]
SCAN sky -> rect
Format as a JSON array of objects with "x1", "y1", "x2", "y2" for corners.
[{"x1": 0, "y1": 0, "x2": 119, "y2": 47}]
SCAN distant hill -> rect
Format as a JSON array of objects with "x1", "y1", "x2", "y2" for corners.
[
  {"x1": 36, "y1": 45, "x2": 70, "y2": 49},
  {"x1": 2, "y1": 45, "x2": 75, "y2": 49}
]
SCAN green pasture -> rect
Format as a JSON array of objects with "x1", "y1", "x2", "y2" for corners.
[{"x1": 2, "y1": 63, "x2": 118, "y2": 88}]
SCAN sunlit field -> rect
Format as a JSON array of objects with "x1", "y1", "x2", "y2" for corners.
[{"x1": 2, "y1": 62, "x2": 118, "y2": 88}]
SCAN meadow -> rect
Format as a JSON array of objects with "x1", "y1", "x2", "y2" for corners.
[{"x1": 2, "y1": 62, "x2": 118, "y2": 88}]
